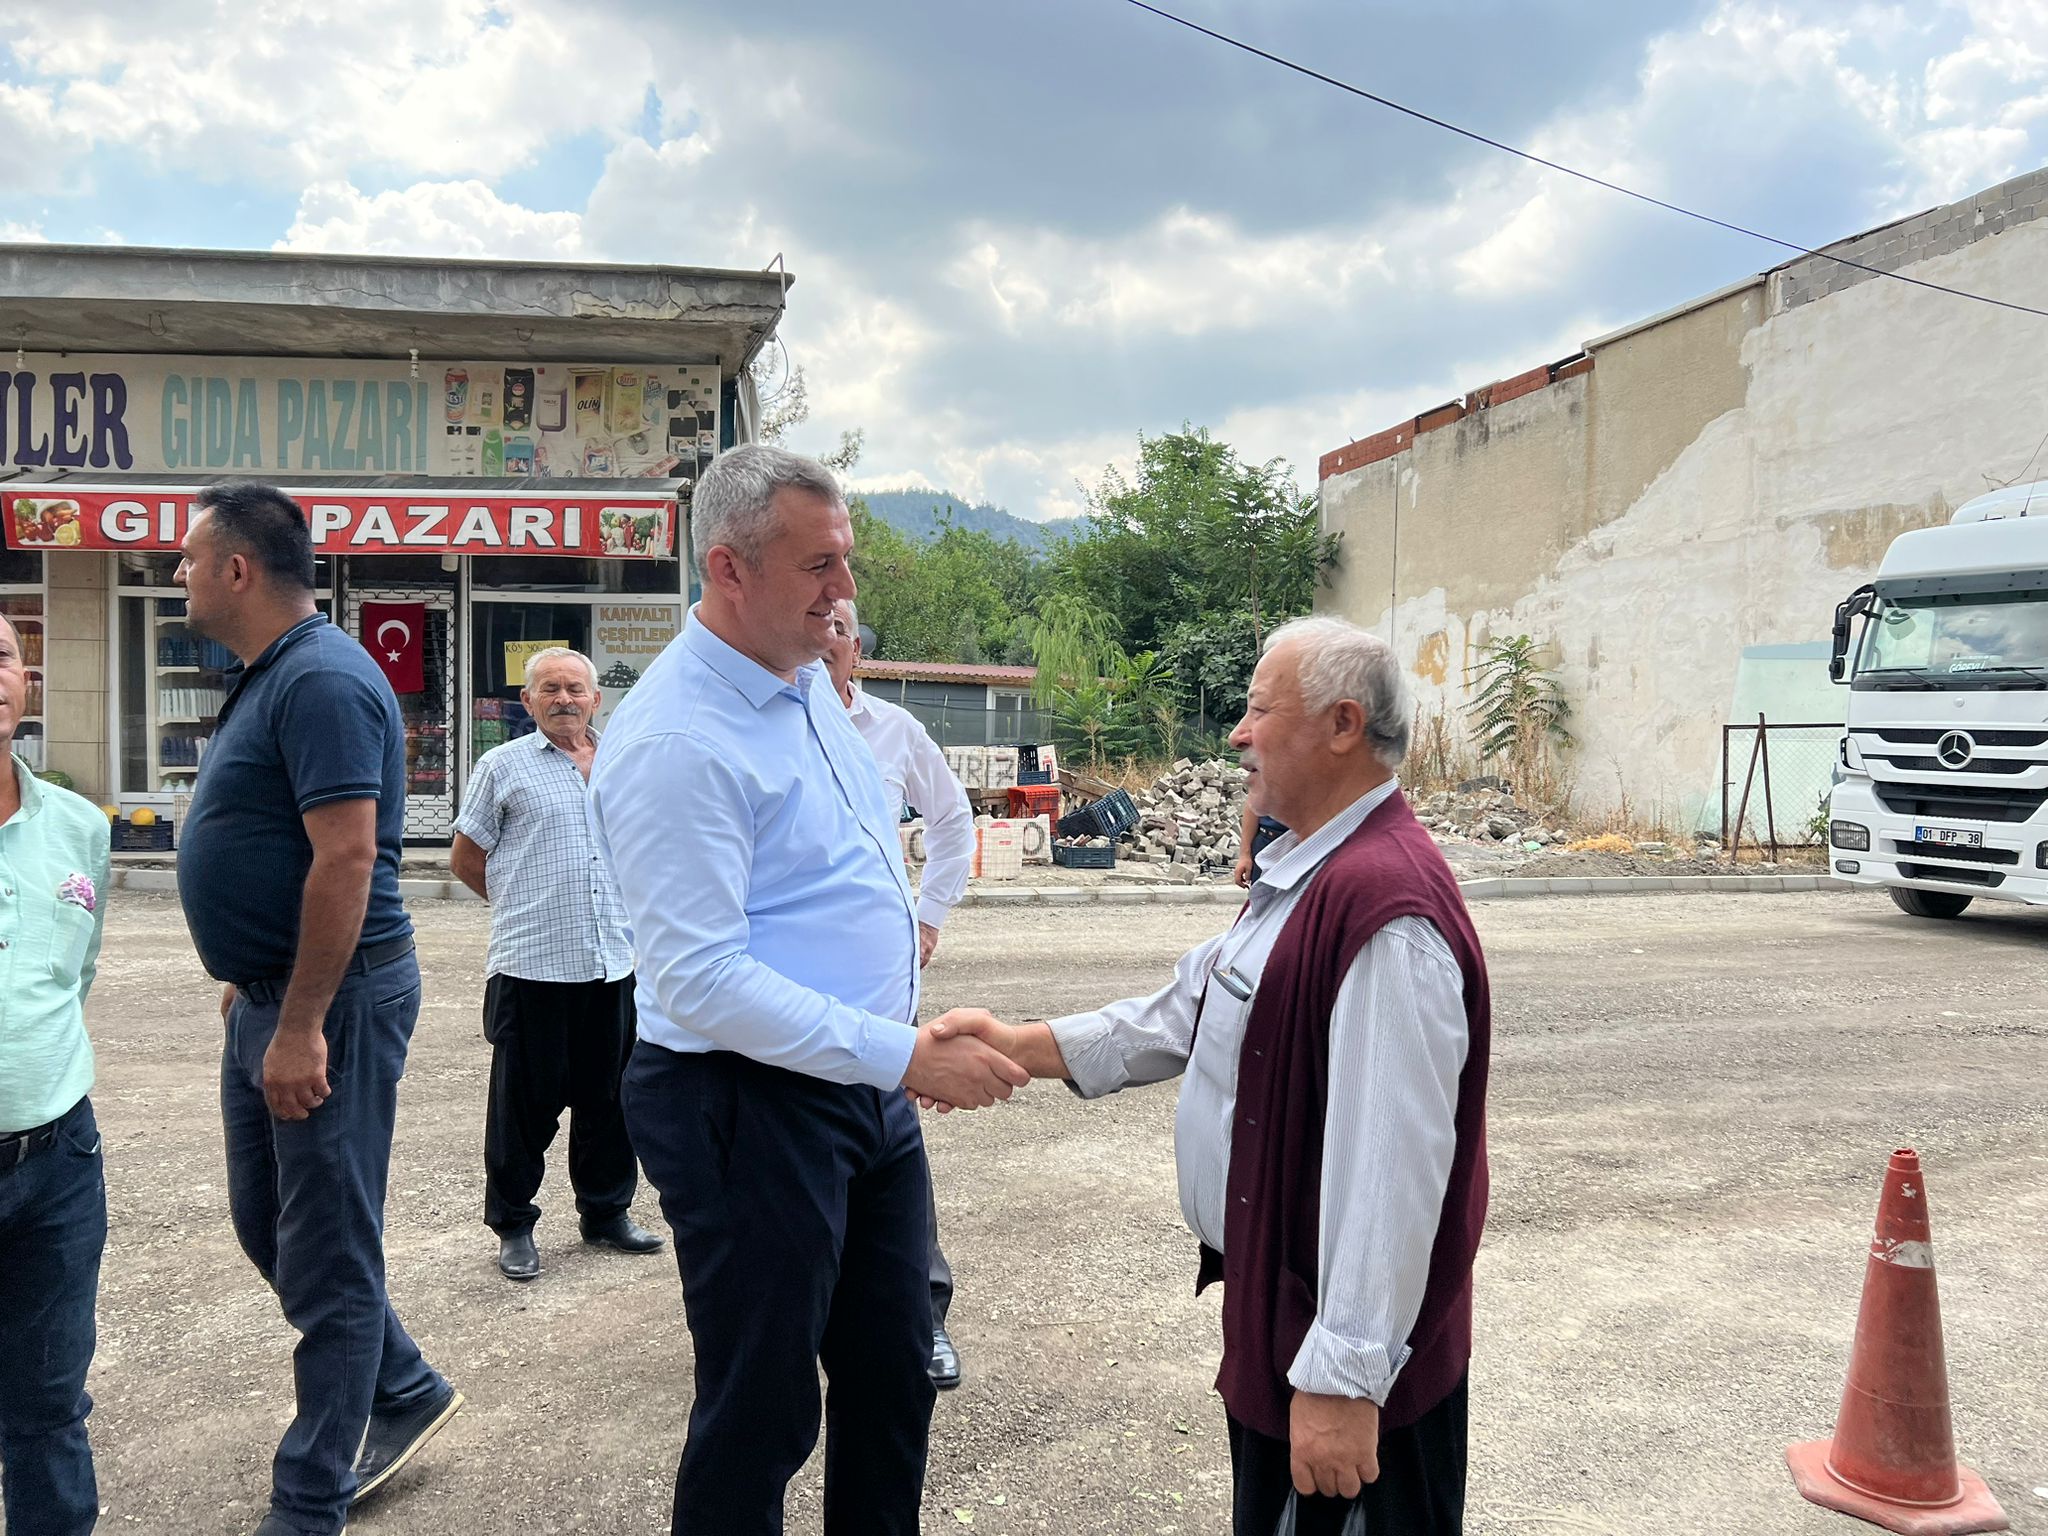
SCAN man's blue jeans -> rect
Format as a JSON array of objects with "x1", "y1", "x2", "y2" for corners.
[
  {"x1": 223, "y1": 951, "x2": 448, "y2": 1535},
  {"x1": 0, "y1": 1095, "x2": 105, "y2": 1536}
]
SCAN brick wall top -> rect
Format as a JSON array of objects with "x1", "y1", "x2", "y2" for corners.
[
  {"x1": 1773, "y1": 166, "x2": 2048, "y2": 314},
  {"x1": 1317, "y1": 353, "x2": 1590, "y2": 482}
]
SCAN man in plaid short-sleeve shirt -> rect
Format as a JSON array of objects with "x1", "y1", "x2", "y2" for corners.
[{"x1": 452, "y1": 647, "x2": 664, "y2": 1282}]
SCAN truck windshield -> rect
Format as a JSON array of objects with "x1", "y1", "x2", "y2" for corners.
[{"x1": 1861, "y1": 590, "x2": 2048, "y2": 684}]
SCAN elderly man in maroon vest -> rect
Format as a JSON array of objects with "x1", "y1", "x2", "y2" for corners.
[{"x1": 930, "y1": 615, "x2": 1490, "y2": 1534}]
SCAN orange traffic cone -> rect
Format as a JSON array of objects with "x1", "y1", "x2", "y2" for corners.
[{"x1": 1786, "y1": 1148, "x2": 2008, "y2": 1535}]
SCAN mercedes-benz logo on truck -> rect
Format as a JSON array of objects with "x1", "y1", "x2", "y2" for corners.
[{"x1": 1935, "y1": 731, "x2": 1976, "y2": 769}]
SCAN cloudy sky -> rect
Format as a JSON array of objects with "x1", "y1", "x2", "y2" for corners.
[{"x1": 3, "y1": 1, "x2": 2045, "y2": 519}]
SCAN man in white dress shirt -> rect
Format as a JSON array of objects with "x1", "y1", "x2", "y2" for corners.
[
  {"x1": 824, "y1": 599, "x2": 977, "y2": 1389},
  {"x1": 587, "y1": 444, "x2": 1027, "y2": 1536},
  {"x1": 931, "y1": 617, "x2": 1492, "y2": 1535}
]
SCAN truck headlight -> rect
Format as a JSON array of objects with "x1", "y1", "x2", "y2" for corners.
[{"x1": 1831, "y1": 821, "x2": 1871, "y2": 850}]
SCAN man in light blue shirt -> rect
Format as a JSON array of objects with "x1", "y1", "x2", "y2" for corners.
[
  {"x1": 0, "y1": 610, "x2": 113, "y2": 1536},
  {"x1": 589, "y1": 443, "x2": 1026, "y2": 1536}
]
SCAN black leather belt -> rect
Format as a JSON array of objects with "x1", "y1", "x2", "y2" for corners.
[
  {"x1": 0, "y1": 1119, "x2": 61, "y2": 1172},
  {"x1": 237, "y1": 935, "x2": 417, "y2": 1005}
]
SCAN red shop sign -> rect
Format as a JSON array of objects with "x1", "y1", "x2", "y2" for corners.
[{"x1": 2, "y1": 484, "x2": 677, "y2": 559}]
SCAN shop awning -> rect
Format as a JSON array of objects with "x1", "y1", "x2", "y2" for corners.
[{"x1": 0, "y1": 472, "x2": 683, "y2": 560}]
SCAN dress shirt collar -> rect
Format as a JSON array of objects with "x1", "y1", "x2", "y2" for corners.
[
  {"x1": 4, "y1": 752, "x2": 44, "y2": 827},
  {"x1": 843, "y1": 680, "x2": 872, "y2": 721},
  {"x1": 681, "y1": 605, "x2": 822, "y2": 711},
  {"x1": 1253, "y1": 777, "x2": 1402, "y2": 892}
]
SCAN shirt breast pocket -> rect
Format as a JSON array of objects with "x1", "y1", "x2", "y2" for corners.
[{"x1": 48, "y1": 902, "x2": 94, "y2": 986}]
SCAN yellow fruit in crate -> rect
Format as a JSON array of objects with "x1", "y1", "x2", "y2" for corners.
[
  {"x1": 130, "y1": 806, "x2": 157, "y2": 828},
  {"x1": 101, "y1": 805, "x2": 119, "y2": 821}
]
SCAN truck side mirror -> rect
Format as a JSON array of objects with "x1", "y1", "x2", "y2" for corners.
[{"x1": 1830, "y1": 585, "x2": 1875, "y2": 683}]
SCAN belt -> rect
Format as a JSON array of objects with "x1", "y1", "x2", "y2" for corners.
[
  {"x1": 0, "y1": 1118, "x2": 62, "y2": 1172},
  {"x1": 238, "y1": 935, "x2": 417, "y2": 1005}
]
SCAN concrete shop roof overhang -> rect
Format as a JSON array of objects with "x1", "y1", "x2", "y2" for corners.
[{"x1": 0, "y1": 245, "x2": 794, "y2": 371}]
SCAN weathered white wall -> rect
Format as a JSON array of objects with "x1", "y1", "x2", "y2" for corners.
[{"x1": 1318, "y1": 173, "x2": 2048, "y2": 825}]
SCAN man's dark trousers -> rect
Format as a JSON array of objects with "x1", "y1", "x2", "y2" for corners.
[
  {"x1": 1226, "y1": 1375, "x2": 1469, "y2": 1536},
  {"x1": 623, "y1": 1042, "x2": 937, "y2": 1536},
  {"x1": 0, "y1": 1096, "x2": 105, "y2": 1536},
  {"x1": 924, "y1": 1140, "x2": 952, "y2": 1329},
  {"x1": 482, "y1": 973, "x2": 638, "y2": 1235},
  {"x1": 223, "y1": 950, "x2": 450, "y2": 1535}
]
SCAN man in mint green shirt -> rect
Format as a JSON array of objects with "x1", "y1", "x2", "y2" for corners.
[{"x1": 0, "y1": 610, "x2": 112, "y2": 1536}]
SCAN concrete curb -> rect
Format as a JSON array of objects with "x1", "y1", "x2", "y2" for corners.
[
  {"x1": 107, "y1": 868, "x2": 1846, "y2": 905},
  {"x1": 1455, "y1": 872, "x2": 1847, "y2": 902}
]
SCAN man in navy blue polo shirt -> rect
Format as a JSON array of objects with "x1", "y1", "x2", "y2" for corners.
[{"x1": 175, "y1": 481, "x2": 460, "y2": 1536}]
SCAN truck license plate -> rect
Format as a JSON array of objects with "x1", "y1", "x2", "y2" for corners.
[{"x1": 1914, "y1": 825, "x2": 1983, "y2": 847}]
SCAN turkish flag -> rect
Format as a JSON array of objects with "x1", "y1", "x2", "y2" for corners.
[{"x1": 361, "y1": 602, "x2": 426, "y2": 694}]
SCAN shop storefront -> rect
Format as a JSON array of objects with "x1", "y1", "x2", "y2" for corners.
[{"x1": 0, "y1": 345, "x2": 750, "y2": 841}]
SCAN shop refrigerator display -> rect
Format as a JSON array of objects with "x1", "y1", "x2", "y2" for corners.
[{"x1": 151, "y1": 600, "x2": 233, "y2": 793}]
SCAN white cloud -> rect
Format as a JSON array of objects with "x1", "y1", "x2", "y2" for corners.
[
  {"x1": 0, "y1": 220, "x2": 48, "y2": 242},
  {"x1": 943, "y1": 208, "x2": 1391, "y2": 338},
  {"x1": 274, "y1": 179, "x2": 585, "y2": 260},
  {"x1": 0, "y1": 0, "x2": 658, "y2": 183}
]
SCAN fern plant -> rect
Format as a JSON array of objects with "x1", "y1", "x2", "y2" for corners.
[{"x1": 1464, "y1": 635, "x2": 1572, "y2": 768}]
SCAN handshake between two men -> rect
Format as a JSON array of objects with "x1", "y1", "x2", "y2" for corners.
[{"x1": 900, "y1": 1008, "x2": 1058, "y2": 1113}]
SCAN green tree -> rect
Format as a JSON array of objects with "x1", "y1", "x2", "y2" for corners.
[
  {"x1": 1041, "y1": 426, "x2": 1341, "y2": 747},
  {"x1": 1029, "y1": 591, "x2": 1123, "y2": 707}
]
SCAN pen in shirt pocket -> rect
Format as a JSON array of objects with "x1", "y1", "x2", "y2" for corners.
[{"x1": 1210, "y1": 963, "x2": 1254, "y2": 1001}]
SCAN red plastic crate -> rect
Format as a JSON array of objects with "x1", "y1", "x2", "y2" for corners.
[{"x1": 1007, "y1": 784, "x2": 1062, "y2": 818}]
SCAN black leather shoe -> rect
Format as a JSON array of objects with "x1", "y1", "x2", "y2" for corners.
[
  {"x1": 930, "y1": 1326, "x2": 962, "y2": 1390},
  {"x1": 497, "y1": 1229, "x2": 540, "y2": 1281},
  {"x1": 581, "y1": 1213, "x2": 665, "y2": 1254},
  {"x1": 353, "y1": 1383, "x2": 463, "y2": 1504}
]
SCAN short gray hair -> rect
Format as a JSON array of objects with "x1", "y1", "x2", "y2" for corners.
[
  {"x1": 691, "y1": 442, "x2": 844, "y2": 578},
  {"x1": 1264, "y1": 616, "x2": 1412, "y2": 769},
  {"x1": 833, "y1": 597, "x2": 860, "y2": 638},
  {"x1": 522, "y1": 646, "x2": 597, "y2": 686}
]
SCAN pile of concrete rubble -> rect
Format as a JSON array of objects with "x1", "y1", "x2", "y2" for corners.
[
  {"x1": 1414, "y1": 782, "x2": 1572, "y2": 849},
  {"x1": 1121, "y1": 757, "x2": 1252, "y2": 869}
]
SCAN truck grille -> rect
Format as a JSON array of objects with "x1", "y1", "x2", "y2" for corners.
[
  {"x1": 1897, "y1": 861, "x2": 2006, "y2": 888},
  {"x1": 1869, "y1": 754, "x2": 2035, "y2": 775},
  {"x1": 1884, "y1": 840, "x2": 2020, "y2": 866},
  {"x1": 1872, "y1": 783, "x2": 2048, "y2": 822},
  {"x1": 1872, "y1": 728, "x2": 2048, "y2": 748}
]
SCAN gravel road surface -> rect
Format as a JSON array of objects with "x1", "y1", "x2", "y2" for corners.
[{"x1": 54, "y1": 888, "x2": 2048, "y2": 1535}]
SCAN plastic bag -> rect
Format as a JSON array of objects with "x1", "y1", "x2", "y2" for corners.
[{"x1": 1272, "y1": 1491, "x2": 1368, "y2": 1535}]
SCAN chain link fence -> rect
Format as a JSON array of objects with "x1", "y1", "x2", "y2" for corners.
[
  {"x1": 1720, "y1": 719, "x2": 1845, "y2": 851},
  {"x1": 895, "y1": 698, "x2": 1056, "y2": 749}
]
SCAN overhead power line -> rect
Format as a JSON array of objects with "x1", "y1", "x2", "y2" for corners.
[{"x1": 1120, "y1": 0, "x2": 2048, "y2": 322}]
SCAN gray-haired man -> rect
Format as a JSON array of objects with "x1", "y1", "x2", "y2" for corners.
[
  {"x1": 590, "y1": 443, "x2": 1025, "y2": 1534},
  {"x1": 452, "y1": 646, "x2": 662, "y2": 1282}
]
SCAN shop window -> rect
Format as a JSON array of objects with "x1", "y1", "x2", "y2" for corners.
[
  {"x1": 470, "y1": 601, "x2": 596, "y2": 764},
  {"x1": 0, "y1": 588, "x2": 47, "y2": 774},
  {"x1": 341, "y1": 555, "x2": 454, "y2": 589},
  {"x1": 116, "y1": 593, "x2": 234, "y2": 796},
  {"x1": 0, "y1": 547, "x2": 43, "y2": 586},
  {"x1": 468, "y1": 555, "x2": 683, "y2": 595},
  {"x1": 116, "y1": 551, "x2": 334, "y2": 592}
]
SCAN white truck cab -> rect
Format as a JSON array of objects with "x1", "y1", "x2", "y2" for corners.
[{"x1": 1828, "y1": 479, "x2": 2048, "y2": 917}]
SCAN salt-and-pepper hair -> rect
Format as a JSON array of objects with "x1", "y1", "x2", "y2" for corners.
[
  {"x1": 833, "y1": 597, "x2": 860, "y2": 638},
  {"x1": 521, "y1": 646, "x2": 597, "y2": 687},
  {"x1": 691, "y1": 442, "x2": 845, "y2": 578},
  {"x1": 1263, "y1": 615, "x2": 1412, "y2": 769}
]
